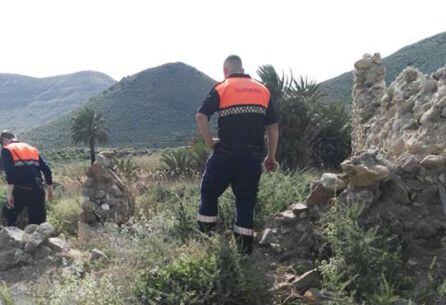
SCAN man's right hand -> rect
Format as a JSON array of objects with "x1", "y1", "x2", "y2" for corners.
[
  {"x1": 7, "y1": 194, "x2": 14, "y2": 208},
  {"x1": 264, "y1": 155, "x2": 277, "y2": 172},
  {"x1": 47, "y1": 185, "x2": 54, "y2": 202},
  {"x1": 206, "y1": 137, "x2": 220, "y2": 149}
]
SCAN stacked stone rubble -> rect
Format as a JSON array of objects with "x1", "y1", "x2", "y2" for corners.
[
  {"x1": 341, "y1": 54, "x2": 446, "y2": 289},
  {"x1": 352, "y1": 53, "x2": 446, "y2": 159},
  {"x1": 80, "y1": 152, "x2": 135, "y2": 226},
  {"x1": 258, "y1": 176, "x2": 346, "y2": 302},
  {"x1": 260, "y1": 56, "x2": 446, "y2": 302},
  {"x1": 0, "y1": 223, "x2": 69, "y2": 271}
]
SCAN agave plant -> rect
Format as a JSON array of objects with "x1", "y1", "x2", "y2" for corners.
[
  {"x1": 160, "y1": 148, "x2": 194, "y2": 177},
  {"x1": 113, "y1": 158, "x2": 139, "y2": 180},
  {"x1": 257, "y1": 65, "x2": 351, "y2": 169},
  {"x1": 188, "y1": 136, "x2": 211, "y2": 173}
]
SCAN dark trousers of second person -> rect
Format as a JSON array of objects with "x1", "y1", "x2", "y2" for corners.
[
  {"x1": 2, "y1": 186, "x2": 46, "y2": 226},
  {"x1": 198, "y1": 144, "x2": 263, "y2": 254}
]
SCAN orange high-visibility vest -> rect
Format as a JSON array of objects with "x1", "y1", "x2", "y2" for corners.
[
  {"x1": 4, "y1": 142, "x2": 40, "y2": 167},
  {"x1": 215, "y1": 77, "x2": 270, "y2": 110}
]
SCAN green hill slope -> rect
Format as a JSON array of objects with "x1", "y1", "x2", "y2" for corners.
[
  {"x1": 321, "y1": 31, "x2": 446, "y2": 103},
  {"x1": 24, "y1": 62, "x2": 216, "y2": 148},
  {"x1": 0, "y1": 71, "x2": 115, "y2": 133}
]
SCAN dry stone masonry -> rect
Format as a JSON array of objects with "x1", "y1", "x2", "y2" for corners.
[
  {"x1": 342, "y1": 53, "x2": 446, "y2": 293},
  {"x1": 0, "y1": 223, "x2": 68, "y2": 271},
  {"x1": 260, "y1": 54, "x2": 446, "y2": 302},
  {"x1": 80, "y1": 151, "x2": 135, "y2": 227}
]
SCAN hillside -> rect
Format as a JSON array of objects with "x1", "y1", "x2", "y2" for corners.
[
  {"x1": 321, "y1": 31, "x2": 446, "y2": 103},
  {"x1": 24, "y1": 63, "x2": 216, "y2": 147},
  {"x1": 0, "y1": 71, "x2": 115, "y2": 133}
]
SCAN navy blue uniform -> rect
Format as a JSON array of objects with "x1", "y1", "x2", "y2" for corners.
[
  {"x1": 197, "y1": 74, "x2": 278, "y2": 254},
  {"x1": 2, "y1": 141, "x2": 52, "y2": 226}
]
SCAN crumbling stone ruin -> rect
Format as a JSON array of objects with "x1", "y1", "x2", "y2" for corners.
[
  {"x1": 0, "y1": 223, "x2": 69, "y2": 272},
  {"x1": 79, "y1": 151, "x2": 135, "y2": 236},
  {"x1": 344, "y1": 53, "x2": 446, "y2": 287},
  {"x1": 259, "y1": 54, "x2": 446, "y2": 303}
]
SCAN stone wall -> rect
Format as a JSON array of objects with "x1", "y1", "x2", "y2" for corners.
[
  {"x1": 342, "y1": 54, "x2": 446, "y2": 287},
  {"x1": 259, "y1": 57, "x2": 446, "y2": 302},
  {"x1": 352, "y1": 53, "x2": 446, "y2": 159}
]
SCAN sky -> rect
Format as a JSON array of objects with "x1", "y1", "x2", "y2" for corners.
[{"x1": 1, "y1": 0, "x2": 446, "y2": 82}]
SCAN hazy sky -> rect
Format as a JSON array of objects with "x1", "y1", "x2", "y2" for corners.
[{"x1": 1, "y1": 0, "x2": 445, "y2": 82}]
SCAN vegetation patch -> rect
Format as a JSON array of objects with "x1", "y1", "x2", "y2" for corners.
[
  {"x1": 136, "y1": 235, "x2": 268, "y2": 305},
  {"x1": 319, "y1": 201, "x2": 404, "y2": 304}
]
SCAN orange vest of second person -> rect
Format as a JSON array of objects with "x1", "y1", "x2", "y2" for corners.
[
  {"x1": 4, "y1": 142, "x2": 40, "y2": 167},
  {"x1": 215, "y1": 77, "x2": 270, "y2": 111}
]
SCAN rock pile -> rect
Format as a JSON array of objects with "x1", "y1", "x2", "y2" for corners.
[
  {"x1": 0, "y1": 223, "x2": 69, "y2": 271},
  {"x1": 80, "y1": 152, "x2": 135, "y2": 227},
  {"x1": 258, "y1": 177, "x2": 347, "y2": 301},
  {"x1": 259, "y1": 202, "x2": 316, "y2": 265}
]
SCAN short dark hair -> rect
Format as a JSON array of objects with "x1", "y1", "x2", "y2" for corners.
[
  {"x1": 224, "y1": 55, "x2": 242, "y2": 66},
  {"x1": 224, "y1": 55, "x2": 243, "y2": 74}
]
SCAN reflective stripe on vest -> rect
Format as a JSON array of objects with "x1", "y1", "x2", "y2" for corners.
[
  {"x1": 215, "y1": 77, "x2": 270, "y2": 110},
  {"x1": 4, "y1": 142, "x2": 40, "y2": 167}
]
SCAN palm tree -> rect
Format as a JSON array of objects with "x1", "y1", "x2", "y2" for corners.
[
  {"x1": 256, "y1": 65, "x2": 290, "y2": 104},
  {"x1": 71, "y1": 107, "x2": 108, "y2": 164},
  {"x1": 257, "y1": 65, "x2": 350, "y2": 169}
]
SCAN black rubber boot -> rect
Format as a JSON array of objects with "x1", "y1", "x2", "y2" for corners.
[
  {"x1": 198, "y1": 221, "x2": 217, "y2": 236},
  {"x1": 234, "y1": 232, "x2": 254, "y2": 255}
]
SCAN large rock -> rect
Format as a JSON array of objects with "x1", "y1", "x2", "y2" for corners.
[
  {"x1": 0, "y1": 227, "x2": 25, "y2": 251},
  {"x1": 24, "y1": 231, "x2": 46, "y2": 253},
  {"x1": 341, "y1": 158, "x2": 390, "y2": 187},
  {"x1": 306, "y1": 183, "x2": 334, "y2": 206},
  {"x1": 47, "y1": 237, "x2": 69, "y2": 253},
  {"x1": 0, "y1": 248, "x2": 31, "y2": 271},
  {"x1": 0, "y1": 223, "x2": 62, "y2": 271},
  {"x1": 292, "y1": 269, "x2": 321, "y2": 293},
  {"x1": 320, "y1": 173, "x2": 346, "y2": 192}
]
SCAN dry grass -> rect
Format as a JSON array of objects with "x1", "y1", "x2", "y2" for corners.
[
  {"x1": 133, "y1": 153, "x2": 163, "y2": 173},
  {"x1": 52, "y1": 161, "x2": 89, "y2": 198}
]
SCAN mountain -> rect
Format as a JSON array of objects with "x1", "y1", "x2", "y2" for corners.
[
  {"x1": 0, "y1": 71, "x2": 115, "y2": 133},
  {"x1": 24, "y1": 63, "x2": 216, "y2": 147},
  {"x1": 321, "y1": 31, "x2": 446, "y2": 103}
]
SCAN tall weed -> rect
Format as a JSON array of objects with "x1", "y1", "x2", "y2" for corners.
[
  {"x1": 136, "y1": 235, "x2": 268, "y2": 305},
  {"x1": 319, "y1": 200, "x2": 403, "y2": 303}
]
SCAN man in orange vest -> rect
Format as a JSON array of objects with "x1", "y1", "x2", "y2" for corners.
[
  {"x1": 196, "y1": 55, "x2": 279, "y2": 254},
  {"x1": 1, "y1": 131, "x2": 53, "y2": 226}
]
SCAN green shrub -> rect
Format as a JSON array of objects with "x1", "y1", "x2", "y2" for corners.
[
  {"x1": 47, "y1": 197, "x2": 82, "y2": 235},
  {"x1": 137, "y1": 248, "x2": 216, "y2": 305},
  {"x1": 257, "y1": 65, "x2": 351, "y2": 170},
  {"x1": 0, "y1": 282, "x2": 15, "y2": 305},
  {"x1": 136, "y1": 236, "x2": 268, "y2": 305},
  {"x1": 412, "y1": 257, "x2": 445, "y2": 304},
  {"x1": 367, "y1": 275, "x2": 401, "y2": 305},
  {"x1": 160, "y1": 148, "x2": 195, "y2": 177},
  {"x1": 142, "y1": 170, "x2": 314, "y2": 235},
  {"x1": 256, "y1": 170, "x2": 313, "y2": 225},
  {"x1": 41, "y1": 272, "x2": 126, "y2": 305},
  {"x1": 189, "y1": 136, "x2": 211, "y2": 174},
  {"x1": 319, "y1": 201, "x2": 403, "y2": 303},
  {"x1": 113, "y1": 157, "x2": 139, "y2": 180}
]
